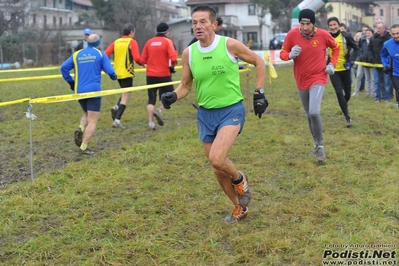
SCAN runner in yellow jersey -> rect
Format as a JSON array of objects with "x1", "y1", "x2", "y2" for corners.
[{"x1": 105, "y1": 23, "x2": 143, "y2": 129}]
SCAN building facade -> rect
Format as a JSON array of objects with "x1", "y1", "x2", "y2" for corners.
[
  {"x1": 371, "y1": 1, "x2": 399, "y2": 28},
  {"x1": 185, "y1": 0, "x2": 274, "y2": 50}
]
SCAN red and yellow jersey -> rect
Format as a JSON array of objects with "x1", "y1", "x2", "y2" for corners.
[
  {"x1": 104, "y1": 36, "x2": 142, "y2": 79},
  {"x1": 280, "y1": 27, "x2": 340, "y2": 89}
]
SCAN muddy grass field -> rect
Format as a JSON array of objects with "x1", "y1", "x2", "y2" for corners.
[
  {"x1": 0, "y1": 72, "x2": 198, "y2": 187},
  {"x1": 0, "y1": 98, "x2": 204, "y2": 187}
]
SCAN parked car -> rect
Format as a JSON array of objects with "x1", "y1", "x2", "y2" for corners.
[{"x1": 273, "y1": 33, "x2": 287, "y2": 49}]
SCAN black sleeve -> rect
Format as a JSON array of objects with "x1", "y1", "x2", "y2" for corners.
[
  {"x1": 75, "y1": 41, "x2": 83, "y2": 52},
  {"x1": 367, "y1": 39, "x2": 375, "y2": 63},
  {"x1": 187, "y1": 37, "x2": 198, "y2": 47},
  {"x1": 344, "y1": 32, "x2": 359, "y2": 62},
  {"x1": 346, "y1": 33, "x2": 359, "y2": 52}
]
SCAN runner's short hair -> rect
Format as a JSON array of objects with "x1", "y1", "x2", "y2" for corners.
[{"x1": 122, "y1": 23, "x2": 135, "y2": 36}]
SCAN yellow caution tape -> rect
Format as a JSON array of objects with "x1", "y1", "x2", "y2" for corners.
[
  {"x1": 263, "y1": 52, "x2": 278, "y2": 84},
  {"x1": 1, "y1": 64, "x2": 251, "y2": 106},
  {"x1": 0, "y1": 66, "x2": 184, "y2": 83},
  {"x1": 0, "y1": 59, "x2": 184, "y2": 73},
  {"x1": 0, "y1": 74, "x2": 66, "y2": 82},
  {"x1": 29, "y1": 81, "x2": 180, "y2": 104},
  {"x1": 0, "y1": 98, "x2": 30, "y2": 107},
  {"x1": 0, "y1": 66, "x2": 60, "y2": 73},
  {"x1": 354, "y1": 61, "x2": 383, "y2": 68},
  {"x1": 265, "y1": 52, "x2": 278, "y2": 82}
]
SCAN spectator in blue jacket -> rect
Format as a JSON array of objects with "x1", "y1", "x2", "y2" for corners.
[
  {"x1": 61, "y1": 34, "x2": 117, "y2": 155},
  {"x1": 381, "y1": 24, "x2": 399, "y2": 107}
]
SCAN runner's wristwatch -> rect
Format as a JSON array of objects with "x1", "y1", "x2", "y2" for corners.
[{"x1": 255, "y1": 88, "x2": 264, "y2": 94}]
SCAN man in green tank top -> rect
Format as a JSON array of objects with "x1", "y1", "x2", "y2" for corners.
[{"x1": 161, "y1": 5, "x2": 268, "y2": 223}]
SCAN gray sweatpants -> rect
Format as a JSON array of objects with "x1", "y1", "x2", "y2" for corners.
[{"x1": 298, "y1": 84, "x2": 325, "y2": 146}]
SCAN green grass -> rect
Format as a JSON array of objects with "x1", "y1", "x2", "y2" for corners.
[{"x1": 0, "y1": 65, "x2": 398, "y2": 265}]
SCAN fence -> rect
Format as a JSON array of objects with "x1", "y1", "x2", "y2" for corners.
[{"x1": 0, "y1": 42, "x2": 73, "y2": 67}]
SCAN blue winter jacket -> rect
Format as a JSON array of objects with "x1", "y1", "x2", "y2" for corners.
[
  {"x1": 61, "y1": 46, "x2": 117, "y2": 96},
  {"x1": 381, "y1": 38, "x2": 399, "y2": 76}
]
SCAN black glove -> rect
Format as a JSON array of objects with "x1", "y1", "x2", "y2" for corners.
[
  {"x1": 383, "y1": 66, "x2": 392, "y2": 74},
  {"x1": 68, "y1": 81, "x2": 75, "y2": 91},
  {"x1": 169, "y1": 66, "x2": 176, "y2": 74},
  {"x1": 253, "y1": 93, "x2": 268, "y2": 118},
  {"x1": 161, "y1": 92, "x2": 177, "y2": 109}
]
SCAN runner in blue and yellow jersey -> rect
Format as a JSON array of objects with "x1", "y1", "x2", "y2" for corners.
[
  {"x1": 61, "y1": 34, "x2": 117, "y2": 155},
  {"x1": 105, "y1": 23, "x2": 143, "y2": 129},
  {"x1": 161, "y1": 5, "x2": 268, "y2": 223}
]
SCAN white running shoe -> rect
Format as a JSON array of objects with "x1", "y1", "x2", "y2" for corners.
[
  {"x1": 148, "y1": 121, "x2": 156, "y2": 130},
  {"x1": 315, "y1": 145, "x2": 326, "y2": 162},
  {"x1": 112, "y1": 119, "x2": 126, "y2": 129}
]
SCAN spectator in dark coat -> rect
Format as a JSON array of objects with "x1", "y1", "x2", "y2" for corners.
[{"x1": 368, "y1": 23, "x2": 392, "y2": 102}]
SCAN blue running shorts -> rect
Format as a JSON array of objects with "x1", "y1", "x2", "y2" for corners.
[
  {"x1": 197, "y1": 101, "x2": 245, "y2": 142},
  {"x1": 79, "y1": 97, "x2": 101, "y2": 112}
]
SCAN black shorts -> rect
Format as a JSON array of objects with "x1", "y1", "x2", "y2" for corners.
[
  {"x1": 146, "y1": 76, "x2": 174, "y2": 105},
  {"x1": 118, "y1": 77, "x2": 133, "y2": 88}
]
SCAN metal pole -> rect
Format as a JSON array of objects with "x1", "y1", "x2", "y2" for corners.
[
  {"x1": 0, "y1": 45, "x2": 3, "y2": 66},
  {"x1": 246, "y1": 64, "x2": 251, "y2": 114},
  {"x1": 22, "y1": 43, "x2": 25, "y2": 66},
  {"x1": 27, "y1": 104, "x2": 34, "y2": 182}
]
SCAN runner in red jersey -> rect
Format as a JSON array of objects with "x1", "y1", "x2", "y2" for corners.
[
  {"x1": 280, "y1": 9, "x2": 340, "y2": 163},
  {"x1": 140, "y1": 22, "x2": 178, "y2": 130}
]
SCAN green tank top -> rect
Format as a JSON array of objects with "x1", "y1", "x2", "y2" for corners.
[{"x1": 190, "y1": 35, "x2": 243, "y2": 109}]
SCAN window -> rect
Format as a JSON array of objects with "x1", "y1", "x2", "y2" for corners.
[
  {"x1": 53, "y1": 16, "x2": 56, "y2": 25},
  {"x1": 33, "y1": 14, "x2": 36, "y2": 24},
  {"x1": 380, "y1": 9, "x2": 383, "y2": 16},
  {"x1": 397, "y1": 9, "x2": 399, "y2": 16},
  {"x1": 69, "y1": 17, "x2": 71, "y2": 25},
  {"x1": 59, "y1": 0, "x2": 62, "y2": 3},
  {"x1": 66, "y1": 0, "x2": 73, "y2": 10},
  {"x1": 59, "y1": 17, "x2": 62, "y2": 25},
  {"x1": 44, "y1": 15, "x2": 47, "y2": 27},
  {"x1": 248, "y1": 4, "x2": 256, "y2": 15},
  {"x1": 247, "y1": 32, "x2": 258, "y2": 43}
]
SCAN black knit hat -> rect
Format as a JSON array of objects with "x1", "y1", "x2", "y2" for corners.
[
  {"x1": 216, "y1": 17, "x2": 223, "y2": 26},
  {"x1": 156, "y1": 22, "x2": 170, "y2": 33},
  {"x1": 299, "y1": 9, "x2": 316, "y2": 25},
  {"x1": 327, "y1": 17, "x2": 340, "y2": 25}
]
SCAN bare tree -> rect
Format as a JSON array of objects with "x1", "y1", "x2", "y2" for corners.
[
  {"x1": 91, "y1": 0, "x2": 160, "y2": 48},
  {"x1": 0, "y1": 0, "x2": 30, "y2": 37}
]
